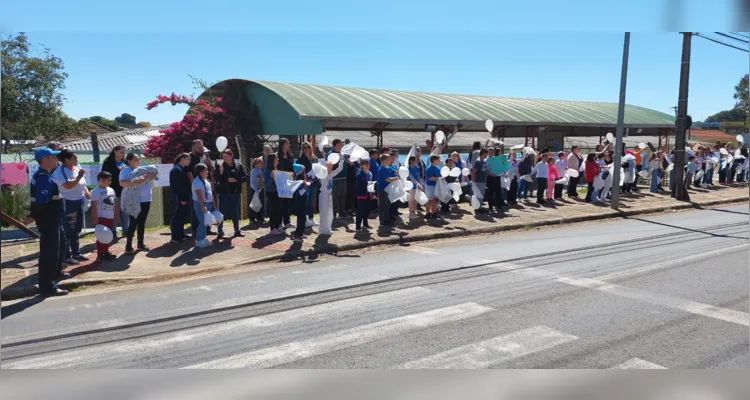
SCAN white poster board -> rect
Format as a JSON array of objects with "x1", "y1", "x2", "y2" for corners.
[{"x1": 153, "y1": 164, "x2": 173, "y2": 187}]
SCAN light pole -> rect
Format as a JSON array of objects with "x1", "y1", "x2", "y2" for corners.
[
  {"x1": 611, "y1": 32, "x2": 631, "y2": 210},
  {"x1": 671, "y1": 32, "x2": 692, "y2": 201}
]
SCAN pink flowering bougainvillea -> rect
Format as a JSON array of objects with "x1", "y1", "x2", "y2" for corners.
[{"x1": 143, "y1": 93, "x2": 226, "y2": 163}]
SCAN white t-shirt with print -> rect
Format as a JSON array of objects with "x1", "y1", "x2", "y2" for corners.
[
  {"x1": 191, "y1": 178, "x2": 213, "y2": 203},
  {"x1": 119, "y1": 167, "x2": 153, "y2": 203},
  {"x1": 52, "y1": 165, "x2": 85, "y2": 201},
  {"x1": 90, "y1": 186, "x2": 116, "y2": 219}
]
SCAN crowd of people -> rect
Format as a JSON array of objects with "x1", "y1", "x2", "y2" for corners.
[{"x1": 28, "y1": 136, "x2": 748, "y2": 296}]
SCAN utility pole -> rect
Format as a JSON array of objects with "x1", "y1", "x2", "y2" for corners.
[
  {"x1": 671, "y1": 32, "x2": 692, "y2": 201},
  {"x1": 611, "y1": 32, "x2": 630, "y2": 210}
]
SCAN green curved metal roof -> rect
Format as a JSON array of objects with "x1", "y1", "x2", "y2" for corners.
[{"x1": 250, "y1": 80, "x2": 676, "y2": 128}]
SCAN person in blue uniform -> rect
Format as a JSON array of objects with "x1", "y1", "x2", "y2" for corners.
[{"x1": 31, "y1": 147, "x2": 70, "y2": 296}]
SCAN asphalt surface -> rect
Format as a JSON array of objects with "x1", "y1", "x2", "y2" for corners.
[{"x1": 1, "y1": 204, "x2": 748, "y2": 369}]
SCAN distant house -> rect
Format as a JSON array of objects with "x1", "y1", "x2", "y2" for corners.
[{"x1": 33, "y1": 125, "x2": 169, "y2": 156}]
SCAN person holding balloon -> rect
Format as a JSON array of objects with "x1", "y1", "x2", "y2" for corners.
[
  {"x1": 424, "y1": 155, "x2": 443, "y2": 219},
  {"x1": 407, "y1": 156, "x2": 421, "y2": 218},
  {"x1": 290, "y1": 164, "x2": 310, "y2": 242},
  {"x1": 90, "y1": 171, "x2": 119, "y2": 263},
  {"x1": 215, "y1": 148, "x2": 247, "y2": 238},
  {"x1": 355, "y1": 159, "x2": 374, "y2": 231},
  {"x1": 192, "y1": 163, "x2": 215, "y2": 248}
]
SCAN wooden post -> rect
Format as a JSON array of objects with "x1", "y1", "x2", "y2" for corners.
[{"x1": 1, "y1": 211, "x2": 39, "y2": 239}]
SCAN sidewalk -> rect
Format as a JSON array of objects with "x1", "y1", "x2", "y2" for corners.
[{"x1": 2, "y1": 185, "x2": 748, "y2": 300}]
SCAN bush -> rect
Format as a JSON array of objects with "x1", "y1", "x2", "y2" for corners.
[{"x1": 0, "y1": 185, "x2": 30, "y2": 227}]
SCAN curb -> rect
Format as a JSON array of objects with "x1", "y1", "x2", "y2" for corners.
[{"x1": 2, "y1": 195, "x2": 747, "y2": 301}]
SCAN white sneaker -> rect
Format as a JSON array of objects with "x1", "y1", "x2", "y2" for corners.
[
  {"x1": 305, "y1": 219, "x2": 314, "y2": 228},
  {"x1": 311, "y1": 219, "x2": 318, "y2": 226}
]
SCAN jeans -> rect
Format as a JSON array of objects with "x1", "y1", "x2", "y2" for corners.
[
  {"x1": 536, "y1": 178, "x2": 548, "y2": 202},
  {"x1": 62, "y1": 198, "x2": 83, "y2": 258},
  {"x1": 378, "y1": 191, "x2": 390, "y2": 225},
  {"x1": 218, "y1": 192, "x2": 241, "y2": 235},
  {"x1": 703, "y1": 168, "x2": 714, "y2": 185},
  {"x1": 333, "y1": 179, "x2": 347, "y2": 217},
  {"x1": 116, "y1": 196, "x2": 129, "y2": 237},
  {"x1": 192, "y1": 201, "x2": 213, "y2": 242},
  {"x1": 356, "y1": 198, "x2": 370, "y2": 229},
  {"x1": 170, "y1": 195, "x2": 189, "y2": 240},
  {"x1": 96, "y1": 217, "x2": 114, "y2": 255},
  {"x1": 191, "y1": 199, "x2": 213, "y2": 235},
  {"x1": 585, "y1": 182, "x2": 596, "y2": 202},
  {"x1": 306, "y1": 182, "x2": 319, "y2": 219},
  {"x1": 37, "y1": 216, "x2": 65, "y2": 292},
  {"x1": 517, "y1": 179, "x2": 529, "y2": 199},
  {"x1": 267, "y1": 191, "x2": 282, "y2": 230},
  {"x1": 127, "y1": 201, "x2": 151, "y2": 248},
  {"x1": 650, "y1": 170, "x2": 662, "y2": 193}
]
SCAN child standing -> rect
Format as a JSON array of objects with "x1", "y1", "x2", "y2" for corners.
[
  {"x1": 192, "y1": 163, "x2": 214, "y2": 248},
  {"x1": 547, "y1": 157, "x2": 560, "y2": 201},
  {"x1": 685, "y1": 155, "x2": 697, "y2": 188},
  {"x1": 249, "y1": 157, "x2": 265, "y2": 224},
  {"x1": 355, "y1": 159, "x2": 373, "y2": 231},
  {"x1": 471, "y1": 149, "x2": 489, "y2": 214},
  {"x1": 407, "y1": 156, "x2": 420, "y2": 218},
  {"x1": 553, "y1": 152, "x2": 566, "y2": 199},
  {"x1": 532, "y1": 154, "x2": 549, "y2": 204},
  {"x1": 441, "y1": 159, "x2": 459, "y2": 213},
  {"x1": 584, "y1": 153, "x2": 600, "y2": 202},
  {"x1": 424, "y1": 155, "x2": 442, "y2": 219},
  {"x1": 291, "y1": 164, "x2": 309, "y2": 242},
  {"x1": 320, "y1": 157, "x2": 347, "y2": 234},
  {"x1": 377, "y1": 154, "x2": 399, "y2": 226},
  {"x1": 90, "y1": 171, "x2": 119, "y2": 262}
]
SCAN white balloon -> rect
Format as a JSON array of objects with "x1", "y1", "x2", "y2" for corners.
[
  {"x1": 216, "y1": 136, "x2": 228, "y2": 152},
  {"x1": 404, "y1": 180, "x2": 414, "y2": 191},
  {"x1": 398, "y1": 166, "x2": 409, "y2": 179},
  {"x1": 440, "y1": 166, "x2": 450, "y2": 178},
  {"x1": 318, "y1": 136, "x2": 329, "y2": 154},
  {"x1": 737, "y1": 134, "x2": 745, "y2": 143},
  {"x1": 606, "y1": 132, "x2": 614, "y2": 142},
  {"x1": 212, "y1": 210, "x2": 224, "y2": 225},
  {"x1": 485, "y1": 119, "x2": 494, "y2": 132},
  {"x1": 327, "y1": 153, "x2": 341, "y2": 164},
  {"x1": 638, "y1": 142, "x2": 647, "y2": 150},
  {"x1": 720, "y1": 148, "x2": 729, "y2": 155},
  {"x1": 435, "y1": 130, "x2": 445, "y2": 144},
  {"x1": 638, "y1": 170, "x2": 649, "y2": 178},
  {"x1": 450, "y1": 167, "x2": 461, "y2": 177},
  {"x1": 312, "y1": 163, "x2": 328, "y2": 180},
  {"x1": 461, "y1": 168, "x2": 470, "y2": 177},
  {"x1": 566, "y1": 168, "x2": 579, "y2": 178},
  {"x1": 470, "y1": 195, "x2": 481, "y2": 210},
  {"x1": 341, "y1": 143, "x2": 357, "y2": 155},
  {"x1": 711, "y1": 156, "x2": 719, "y2": 164},
  {"x1": 94, "y1": 224, "x2": 113, "y2": 244},
  {"x1": 447, "y1": 182, "x2": 461, "y2": 192},
  {"x1": 203, "y1": 212, "x2": 216, "y2": 226}
]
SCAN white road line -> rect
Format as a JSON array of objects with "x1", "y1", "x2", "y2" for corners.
[
  {"x1": 611, "y1": 358, "x2": 667, "y2": 369},
  {"x1": 489, "y1": 263, "x2": 750, "y2": 327},
  {"x1": 183, "y1": 302, "x2": 494, "y2": 369},
  {"x1": 593, "y1": 243, "x2": 749, "y2": 281},
  {"x1": 2, "y1": 287, "x2": 435, "y2": 369},
  {"x1": 398, "y1": 325, "x2": 578, "y2": 369},
  {"x1": 402, "y1": 246, "x2": 441, "y2": 255}
]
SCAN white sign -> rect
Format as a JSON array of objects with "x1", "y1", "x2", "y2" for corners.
[
  {"x1": 153, "y1": 164, "x2": 173, "y2": 187},
  {"x1": 274, "y1": 171, "x2": 302, "y2": 198}
]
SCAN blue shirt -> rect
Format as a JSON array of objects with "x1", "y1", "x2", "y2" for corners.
[
  {"x1": 425, "y1": 165, "x2": 441, "y2": 186},
  {"x1": 356, "y1": 169, "x2": 372, "y2": 198},
  {"x1": 408, "y1": 166, "x2": 420, "y2": 186},
  {"x1": 263, "y1": 168, "x2": 276, "y2": 192},
  {"x1": 369, "y1": 158, "x2": 380, "y2": 178},
  {"x1": 31, "y1": 167, "x2": 63, "y2": 220},
  {"x1": 473, "y1": 159, "x2": 489, "y2": 183},
  {"x1": 377, "y1": 165, "x2": 394, "y2": 192},
  {"x1": 250, "y1": 168, "x2": 263, "y2": 191}
]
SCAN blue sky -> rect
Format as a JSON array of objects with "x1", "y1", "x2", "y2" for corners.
[{"x1": 4, "y1": 1, "x2": 748, "y2": 126}]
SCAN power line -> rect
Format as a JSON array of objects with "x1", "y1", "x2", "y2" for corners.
[
  {"x1": 731, "y1": 32, "x2": 750, "y2": 38},
  {"x1": 694, "y1": 33, "x2": 749, "y2": 53},
  {"x1": 714, "y1": 32, "x2": 749, "y2": 44}
]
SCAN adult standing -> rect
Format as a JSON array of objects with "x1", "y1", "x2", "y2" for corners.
[
  {"x1": 297, "y1": 142, "x2": 319, "y2": 227},
  {"x1": 215, "y1": 148, "x2": 247, "y2": 238},
  {"x1": 566, "y1": 146, "x2": 583, "y2": 198},
  {"x1": 31, "y1": 147, "x2": 69, "y2": 296},
  {"x1": 326, "y1": 139, "x2": 350, "y2": 219},
  {"x1": 277, "y1": 138, "x2": 295, "y2": 227},
  {"x1": 169, "y1": 153, "x2": 192, "y2": 242},
  {"x1": 52, "y1": 149, "x2": 91, "y2": 265},
  {"x1": 101, "y1": 145, "x2": 128, "y2": 239},
  {"x1": 187, "y1": 139, "x2": 215, "y2": 237},
  {"x1": 120, "y1": 153, "x2": 156, "y2": 253}
]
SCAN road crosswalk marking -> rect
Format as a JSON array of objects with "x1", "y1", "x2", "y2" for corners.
[
  {"x1": 398, "y1": 325, "x2": 578, "y2": 369},
  {"x1": 611, "y1": 358, "x2": 667, "y2": 369},
  {"x1": 183, "y1": 302, "x2": 494, "y2": 369}
]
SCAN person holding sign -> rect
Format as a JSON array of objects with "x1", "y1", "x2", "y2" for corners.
[
  {"x1": 192, "y1": 163, "x2": 215, "y2": 248},
  {"x1": 290, "y1": 164, "x2": 309, "y2": 242},
  {"x1": 264, "y1": 154, "x2": 284, "y2": 235}
]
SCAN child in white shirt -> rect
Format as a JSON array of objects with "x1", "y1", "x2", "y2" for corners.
[{"x1": 90, "y1": 171, "x2": 119, "y2": 262}]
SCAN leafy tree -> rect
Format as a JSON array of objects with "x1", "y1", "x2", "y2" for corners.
[
  {"x1": 79, "y1": 115, "x2": 122, "y2": 131},
  {"x1": 115, "y1": 112, "x2": 137, "y2": 125},
  {"x1": 1, "y1": 32, "x2": 83, "y2": 140},
  {"x1": 734, "y1": 74, "x2": 748, "y2": 115},
  {"x1": 137, "y1": 121, "x2": 152, "y2": 127},
  {"x1": 705, "y1": 107, "x2": 747, "y2": 122}
]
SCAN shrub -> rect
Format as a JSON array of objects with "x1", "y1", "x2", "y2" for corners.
[{"x1": 0, "y1": 185, "x2": 30, "y2": 226}]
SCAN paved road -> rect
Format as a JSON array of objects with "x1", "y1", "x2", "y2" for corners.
[{"x1": 1, "y1": 205, "x2": 748, "y2": 369}]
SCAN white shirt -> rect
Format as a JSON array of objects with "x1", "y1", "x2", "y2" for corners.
[
  {"x1": 90, "y1": 186, "x2": 116, "y2": 219},
  {"x1": 52, "y1": 165, "x2": 85, "y2": 201},
  {"x1": 554, "y1": 159, "x2": 567, "y2": 177},
  {"x1": 192, "y1": 177, "x2": 213, "y2": 203},
  {"x1": 532, "y1": 161, "x2": 549, "y2": 179},
  {"x1": 120, "y1": 167, "x2": 153, "y2": 202}
]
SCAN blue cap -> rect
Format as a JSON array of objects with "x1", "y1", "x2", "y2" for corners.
[
  {"x1": 293, "y1": 164, "x2": 305, "y2": 175},
  {"x1": 35, "y1": 147, "x2": 61, "y2": 162}
]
